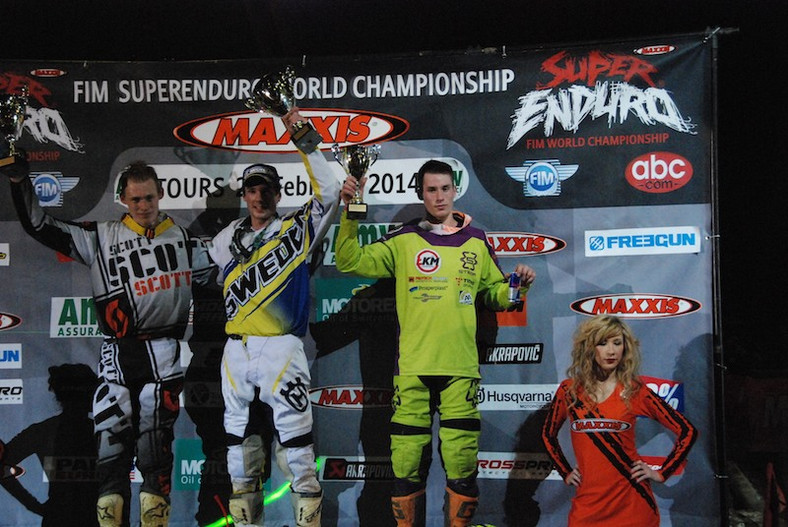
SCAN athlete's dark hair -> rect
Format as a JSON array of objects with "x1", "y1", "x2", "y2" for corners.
[
  {"x1": 415, "y1": 159, "x2": 453, "y2": 200},
  {"x1": 118, "y1": 161, "x2": 162, "y2": 197}
]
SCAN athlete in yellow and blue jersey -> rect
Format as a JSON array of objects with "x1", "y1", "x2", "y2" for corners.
[{"x1": 208, "y1": 109, "x2": 348, "y2": 527}]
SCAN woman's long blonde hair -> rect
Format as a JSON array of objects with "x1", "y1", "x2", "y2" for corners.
[{"x1": 566, "y1": 315, "x2": 642, "y2": 408}]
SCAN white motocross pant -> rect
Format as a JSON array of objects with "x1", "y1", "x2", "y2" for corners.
[{"x1": 221, "y1": 334, "x2": 320, "y2": 495}]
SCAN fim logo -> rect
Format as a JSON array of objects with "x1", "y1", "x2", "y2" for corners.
[
  {"x1": 30, "y1": 172, "x2": 80, "y2": 207},
  {"x1": 505, "y1": 159, "x2": 578, "y2": 197}
]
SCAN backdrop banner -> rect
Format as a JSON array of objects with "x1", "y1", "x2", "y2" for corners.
[{"x1": 0, "y1": 33, "x2": 719, "y2": 526}]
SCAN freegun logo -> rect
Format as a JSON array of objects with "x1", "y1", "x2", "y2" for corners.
[
  {"x1": 320, "y1": 457, "x2": 395, "y2": 481},
  {"x1": 50, "y1": 297, "x2": 103, "y2": 338},
  {"x1": 322, "y1": 222, "x2": 400, "y2": 266},
  {"x1": 585, "y1": 226, "x2": 701, "y2": 257},
  {"x1": 481, "y1": 343, "x2": 543, "y2": 364}
]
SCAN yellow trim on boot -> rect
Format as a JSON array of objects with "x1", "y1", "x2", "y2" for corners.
[
  {"x1": 97, "y1": 493, "x2": 124, "y2": 527},
  {"x1": 140, "y1": 491, "x2": 171, "y2": 527}
]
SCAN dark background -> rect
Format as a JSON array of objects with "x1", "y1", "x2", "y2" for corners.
[{"x1": 3, "y1": 0, "x2": 785, "y2": 522}]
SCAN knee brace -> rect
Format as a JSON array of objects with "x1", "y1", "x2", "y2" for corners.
[
  {"x1": 228, "y1": 490, "x2": 264, "y2": 526},
  {"x1": 439, "y1": 419, "x2": 480, "y2": 481},
  {"x1": 390, "y1": 422, "x2": 432, "y2": 484},
  {"x1": 227, "y1": 433, "x2": 267, "y2": 491}
]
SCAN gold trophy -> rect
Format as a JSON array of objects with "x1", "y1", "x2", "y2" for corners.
[
  {"x1": 245, "y1": 66, "x2": 323, "y2": 153},
  {"x1": 0, "y1": 85, "x2": 28, "y2": 168},
  {"x1": 332, "y1": 143, "x2": 381, "y2": 220}
]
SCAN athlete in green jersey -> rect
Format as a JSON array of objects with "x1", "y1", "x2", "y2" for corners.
[{"x1": 335, "y1": 160, "x2": 536, "y2": 527}]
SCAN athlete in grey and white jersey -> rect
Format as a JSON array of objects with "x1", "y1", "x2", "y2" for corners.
[{"x1": 4, "y1": 156, "x2": 214, "y2": 527}]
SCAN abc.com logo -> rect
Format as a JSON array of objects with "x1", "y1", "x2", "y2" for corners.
[{"x1": 625, "y1": 151, "x2": 693, "y2": 193}]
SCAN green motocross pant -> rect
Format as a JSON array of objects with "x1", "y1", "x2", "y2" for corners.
[{"x1": 390, "y1": 375, "x2": 480, "y2": 486}]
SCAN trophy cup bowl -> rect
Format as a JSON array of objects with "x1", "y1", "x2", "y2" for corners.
[
  {"x1": 245, "y1": 66, "x2": 323, "y2": 153},
  {"x1": 0, "y1": 85, "x2": 29, "y2": 168},
  {"x1": 332, "y1": 143, "x2": 381, "y2": 220}
]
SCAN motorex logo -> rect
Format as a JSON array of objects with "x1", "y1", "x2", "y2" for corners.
[
  {"x1": 585, "y1": 226, "x2": 701, "y2": 257},
  {"x1": 505, "y1": 159, "x2": 578, "y2": 197}
]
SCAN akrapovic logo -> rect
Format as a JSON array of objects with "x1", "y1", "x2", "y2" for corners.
[
  {"x1": 585, "y1": 226, "x2": 701, "y2": 257},
  {"x1": 0, "y1": 243, "x2": 9, "y2": 266},
  {"x1": 174, "y1": 109, "x2": 409, "y2": 153},
  {"x1": 570, "y1": 294, "x2": 701, "y2": 318},
  {"x1": 481, "y1": 344, "x2": 543, "y2": 365},
  {"x1": 320, "y1": 457, "x2": 395, "y2": 481},
  {"x1": 0, "y1": 312, "x2": 22, "y2": 331},
  {"x1": 571, "y1": 419, "x2": 631, "y2": 433},
  {"x1": 309, "y1": 385, "x2": 393, "y2": 409},
  {"x1": 487, "y1": 232, "x2": 566, "y2": 256}
]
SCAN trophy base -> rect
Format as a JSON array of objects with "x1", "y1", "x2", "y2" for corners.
[
  {"x1": 346, "y1": 202, "x2": 368, "y2": 220},
  {"x1": 291, "y1": 123, "x2": 323, "y2": 154}
]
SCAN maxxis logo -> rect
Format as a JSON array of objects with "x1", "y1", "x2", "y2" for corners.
[
  {"x1": 173, "y1": 109, "x2": 409, "y2": 153},
  {"x1": 487, "y1": 232, "x2": 566, "y2": 256},
  {"x1": 571, "y1": 419, "x2": 632, "y2": 433},
  {"x1": 633, "y1": 45, "x2": 677, "y2": 56},
  {"x1": 309, "y1": 385, "x2": 393, "y2": 409},
  {"x1": 570, "y1": 293, "x2": 701, "y2": 318}
]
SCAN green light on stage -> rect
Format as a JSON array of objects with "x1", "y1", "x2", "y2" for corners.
[{"x1": 205, "y1": 457, "x2": 324, "y2": 527}]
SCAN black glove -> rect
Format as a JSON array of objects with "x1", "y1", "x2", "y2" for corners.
[{"x1": 0, "y1": 147, "x2": 29, "y2": 182}]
